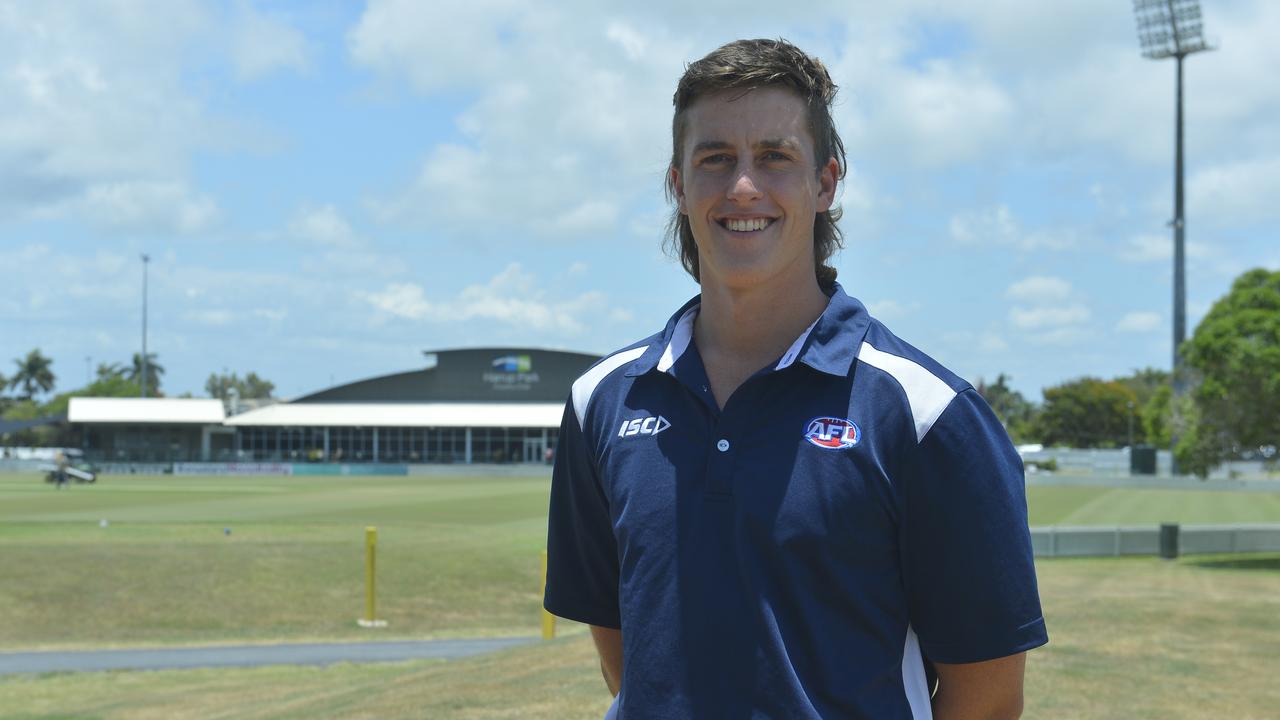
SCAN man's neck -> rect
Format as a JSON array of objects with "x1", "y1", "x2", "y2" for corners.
[{"x1": 693, "y1": 272, "x2": 830, "y2": 407}]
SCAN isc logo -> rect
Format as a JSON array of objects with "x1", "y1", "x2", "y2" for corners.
[
  {"x1": 618, "y1": 415, "x2": 672, "y2": 438},
  {"x1": 804, "y1": 416, "x2": 861, "y2": 450}
]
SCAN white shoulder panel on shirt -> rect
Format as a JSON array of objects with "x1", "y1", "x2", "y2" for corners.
[
  {"x1": 571, "y1": 346, "x2": 649, "y2": 430},
  {"x1": 857, "y1": 341, "x2": 958, "y2": 443}
]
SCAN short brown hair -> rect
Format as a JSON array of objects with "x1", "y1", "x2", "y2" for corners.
[{"x1": 664, "y1": 38, "x2": 847, "y2": 288}]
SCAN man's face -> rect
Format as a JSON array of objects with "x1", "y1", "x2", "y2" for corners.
[{"x1": 672, "y1": 86, "x2": 837, "y2": 292}]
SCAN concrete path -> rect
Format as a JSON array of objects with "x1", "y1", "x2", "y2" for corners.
[{"x1": 0, "y1": 637, "x2": 538, "y2": 676}]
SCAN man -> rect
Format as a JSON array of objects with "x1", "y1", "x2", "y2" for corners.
[{"x1": 545, "y1": 39, "x2": 1047, "y2": 719}]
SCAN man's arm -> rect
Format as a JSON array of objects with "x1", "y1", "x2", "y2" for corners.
[
  {"x1": 589, "y1": 625, "x2": 623, "y2": 696},
  {"x1": 931, "y1": 652, "x2": 1026, "y2": 720}
]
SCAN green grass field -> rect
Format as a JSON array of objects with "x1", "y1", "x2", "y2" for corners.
[{"x1": 1, "y1": 471, "x2": 1278, "y2": 719}]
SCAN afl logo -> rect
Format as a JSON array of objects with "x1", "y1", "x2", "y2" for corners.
[{"x1": 804, "y1": 417, "x2": 861, "y2": 450}]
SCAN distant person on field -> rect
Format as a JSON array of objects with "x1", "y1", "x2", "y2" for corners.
[
  {"x1": 54, "y1": 450, "x2": 68, "y2": 489},
  {"x1": 544, "y1": 38, "x2": 1047, "y2": 719}
]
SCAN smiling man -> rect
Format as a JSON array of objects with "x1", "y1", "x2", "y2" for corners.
[{"x1": 545, "y1": 39, "x2": 1047, "y2": 719}]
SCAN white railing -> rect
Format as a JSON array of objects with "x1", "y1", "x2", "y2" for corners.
[{"x1": 1031, "y1": 524, "x2": 1280, "y2": 557}]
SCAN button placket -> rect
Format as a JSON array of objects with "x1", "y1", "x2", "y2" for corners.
[{"x1": 705, "y1": 409, "x2": 739, "y2": 497}]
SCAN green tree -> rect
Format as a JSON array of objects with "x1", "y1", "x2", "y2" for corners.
[
  {"x1": 95, "y1": 362, "x2": 126, "y2": 382},
  {"x1": 127, "y1": 353, "x2": 164, "y2": 396},
  {"x1": 1178, "y1": 267, "x2": 1280, "y2": 475},
  {"x1": 1142, "y1": 384, "x2": 1174, "y2": 449},
  {"x1": 1141, "y1": 384, "x2": 1199, "y2": 452},
  {"x1": 1035, "y1": 377, "x2": 1138, "y2": 448},
  {"x1": 41, "y1": 374, "x2": 143, "y2": 418},
  {"x1": 240, "y1": 372, "x2": 275, "y2": 399},
  {"x1": 975, "y1": 373, "x2": 1038, "y2": 443},
  {"x1": 205, "y1": 371, "x2": 276, "y2": 404},
  {"x1": 9, "y1": 349, "x2": 56, "y2": 400},
  {"x1": 1114, "y1": 367, "x2": 1170, "y2": 410}
]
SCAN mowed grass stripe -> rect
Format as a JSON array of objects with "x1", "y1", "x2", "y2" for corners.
[
  {"x1": 1048, "y1": 487, "x2": 1280, "y2": 526},
  {"x1": 0, "y1": 474, "x2": 552, "y2": 526},
  {"x1": 9, "y1": 474, "x2": 1280, "y2": 526}
]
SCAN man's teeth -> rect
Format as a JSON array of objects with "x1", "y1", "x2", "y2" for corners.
[{"x1": 725, "y1": 218, "x2": 772, "y2": 232}]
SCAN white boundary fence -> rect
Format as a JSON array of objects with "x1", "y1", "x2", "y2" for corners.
[{"x1": 1031, "y1": 524, "x2": 1280, "y2": 557}]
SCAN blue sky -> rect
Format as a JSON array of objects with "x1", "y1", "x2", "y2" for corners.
[{"x1": 2, "y1": 0, "x2": 1277, "y2": 401}]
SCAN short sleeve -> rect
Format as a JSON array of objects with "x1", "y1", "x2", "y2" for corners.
[
  {"x1": 900, "y1": 388, "x2": 1048, "y2": 663},
  {"x1": 544, "y1": 400, "x2": 622, "y2": 628}
]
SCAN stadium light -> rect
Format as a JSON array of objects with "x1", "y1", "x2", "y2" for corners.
[
  {"x1": 1132, "y1": 0, "x2": 1214, "y2": 474},
  {"x1": 141, "y1": 253, "x2": 150, "y2": 399}
]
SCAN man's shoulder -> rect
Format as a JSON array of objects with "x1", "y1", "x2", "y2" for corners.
[
  {"x1": 854, "y1": 317, "x2": 974, "y2": 443},
  {"x1": 857, "y1": 319, "x2": 970, "y2": 392},
  {"x1": 569, "y1": 333, "x2": 662, "y2": 429}
]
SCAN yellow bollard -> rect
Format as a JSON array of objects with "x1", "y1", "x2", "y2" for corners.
[
  {"x1": 358, "y1": 526, "x2": 387, "y2": 628},
  {"x1": 540, "y1": 550, "x2": 557, "y2": 640}
]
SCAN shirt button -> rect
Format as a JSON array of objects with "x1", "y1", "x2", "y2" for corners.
[{"x1": 716, "y1": 439, "x2": 730, "y2": 452}]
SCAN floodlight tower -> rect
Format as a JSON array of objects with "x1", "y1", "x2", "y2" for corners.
[
  {"x1": 140, "y1": 253, "x2": 150, "y2": 398},
  {"x1": 1133, "y1": 0, "x2": 1213, "y2": 473}
]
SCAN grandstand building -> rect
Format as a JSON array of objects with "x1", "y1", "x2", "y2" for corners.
[{"x1": 68, "y1": 348, "x2": 598, "y2": 466}]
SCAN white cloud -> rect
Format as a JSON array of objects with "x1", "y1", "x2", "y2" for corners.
[
  {"x1": 0, "y1": 1, "x2": 232, "y2": 230},
  {"x1": 82, "y1": 181, "x2": 219, "y2": 234},
  {"x1": 1116, "y1": 311, "x2": 1161, "y2": 333},
  {"x1": 1006, "y1": 276, "x2": 1072, "y2": 303},
  {"x1": 979, "y1": 332, "x2": 1009, "y2": 353},
  {"x1": 252, "y1": 308, "x2": 288, "y2": 322},
  {"x1": 950, "y1": 205, "x2": 1016, "y2": 244},
  {"x1": 866, "y1": 299, "x2": 918, "y2": 320},
  {"x1": 1026, "y1": 326, "x2": 1092, "y2": 346},
  {"x1": 1189, "y1": 155, "x2": 1280, "y2": 226},
  {"x1": 940, "y1": 328, "x2": 1009, "y2": 355},
  {"x1": 1009, "y1": 305, "x2": 1090, "y2": 330},
  {"x1": 1117, "y1": 233, "x2": 1211, "y2": 263},
  {"x1": 605, "y1": 21, "x2": 648, "y2": 62},
  {"x1": 347, "y1": 0, "x2": 526, "y2": 93},
  {"x1": 359, "y1": 263, "x2": 613, "y2": 335},
  {"x1": 231, "y1": 1, "x2": 309, "y2": 81},
  {"x1": 185, "y1": 309, "x2": 235, "y2": 327},
  {"x1": 289, "y1": 205, "x2": 363, "y2": 248},
  {"x1": 839, "y1": 56, "x2": 1015, "y2": 168},
  {"x1": 363, "y1": 283, "x2": 433, "y2": 320},
  {"x1": 546, "y1": 201, "x2": 620, "y2": 236},
  {"x1": 352, "y1": 3, "x2": 691, "y2": 241},
  {"x1": 948, "y1": 205, "x2": 1076, "y2": 251},
  {"x1": 1005, "y1": 274, "x2": 1090, "y2": 331}
]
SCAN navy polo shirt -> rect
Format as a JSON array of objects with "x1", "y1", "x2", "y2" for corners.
[{"x1": 545, "y1": 284, "x2": 1047, "y2": 719}]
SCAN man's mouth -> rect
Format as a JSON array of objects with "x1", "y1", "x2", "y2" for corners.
[{"x1": 718, "y1": 217, "x2": 775, "y2": 232}]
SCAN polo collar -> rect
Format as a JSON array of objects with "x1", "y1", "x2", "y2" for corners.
[{"x1": 625, "y1": 283, "x2": 870, "y2": 379}]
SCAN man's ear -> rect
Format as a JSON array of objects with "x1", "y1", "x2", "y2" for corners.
[
  {"x1": 670, "y1": 165, "x2": 687, "y2": 215},
  {"x1": 816, "y1": 157, "x2": 838, "y2": 213}
]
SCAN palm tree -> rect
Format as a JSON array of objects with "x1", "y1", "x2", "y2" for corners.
[
  {"x1": 95, "y1": 362, "x2": 127, "y2": 382},
  {"x1": 127, "y1": 353, "x2": 164, "y2": 396},
  {"x1": 10, "y1": 349, "x2": 56, "y2": 400}
]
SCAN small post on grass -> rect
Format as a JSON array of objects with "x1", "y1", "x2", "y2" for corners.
[
  {"x1": 358, "y1": 526, "x2": 387, "y2": 628},
  {"x1": 1159, "y1": 523, "x2": 1180, "y2": 560},
  {"x1": 540, "y1": 550, "x2": 557, "y2": 640}
]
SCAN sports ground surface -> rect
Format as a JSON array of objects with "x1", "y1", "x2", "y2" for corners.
[{"x1": 1, "y1": 471, "x2": 1278, "y2": 719}]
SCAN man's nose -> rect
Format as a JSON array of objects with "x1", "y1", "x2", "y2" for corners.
[{"x1": 727, "y1": 164, "x2": 763, "y2": 202}]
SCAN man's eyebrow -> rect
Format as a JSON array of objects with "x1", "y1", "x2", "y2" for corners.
[
  {"x1": 690, "y1": 140, "x2": 733, "y2": 155},
  {"x1": 757, "y1": 138, "x2": 801, "y2": 151},
  {"x1": 690, "y1": 138, "x2": 801, "y2": 155}
]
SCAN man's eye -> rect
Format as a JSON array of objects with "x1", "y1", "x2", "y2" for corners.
[
  {"x1": 762, "y1": 151, "x2": 790, "y2": 162},
  {"x1": 700, "y1": 154, "x2": 732, "y2": 165}
]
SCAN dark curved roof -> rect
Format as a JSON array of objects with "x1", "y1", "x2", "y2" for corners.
[{"x1": 293, "y1": 347, "x2": 600, "y2": 404}]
